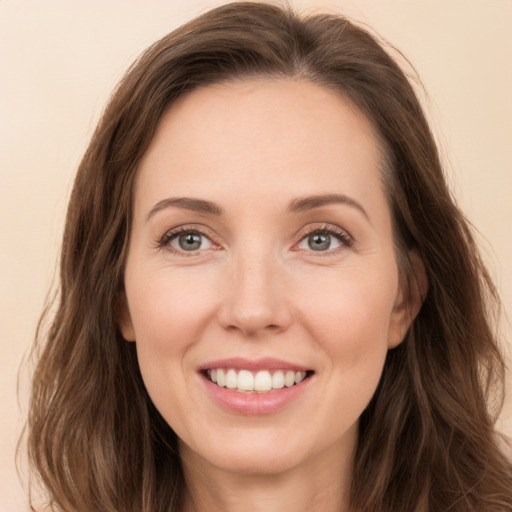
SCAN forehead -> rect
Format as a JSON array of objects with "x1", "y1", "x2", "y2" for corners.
[{"x1": 135, "y1": 78, "x2": 388, "y2": 220}]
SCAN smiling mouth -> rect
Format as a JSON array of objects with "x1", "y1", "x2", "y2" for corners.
[{"x1": 204, "y1": 368, "x2": 314, "y2": 393}]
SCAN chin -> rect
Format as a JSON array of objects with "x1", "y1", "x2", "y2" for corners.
[
  {"x1": 213, "y1": 450, "x2": 303, "y2": 476},
  {"x1": 180, "y1": 434, "x2": 309, "y2": 476}
]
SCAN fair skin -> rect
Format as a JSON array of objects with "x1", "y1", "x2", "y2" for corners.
[{"x1": 120, "y1": 78, "x2": 421, "y2": 512}]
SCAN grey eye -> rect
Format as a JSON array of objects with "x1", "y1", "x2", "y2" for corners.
[
  {"x1": 308, "y1": 233, "x2": 332, "y2": 251},
  {"x1": 170, "y1": 232, "x2": 212, "y2": 252},
  {"x1": 297, "y1": 231, "x2": 343, "y2": 252}
]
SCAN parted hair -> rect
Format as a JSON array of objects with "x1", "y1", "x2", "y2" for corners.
[{"x1": 26, "y1": 2, "x2": 512, "y2": 511}]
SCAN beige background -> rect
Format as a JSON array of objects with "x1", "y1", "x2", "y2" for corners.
[{"x1": 1, "y1": 0, "x2": 511, "y2": 509}]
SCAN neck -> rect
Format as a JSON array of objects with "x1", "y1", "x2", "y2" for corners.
[{"x1": 180, "y1": 436, "x2": 355, "y2": 512}]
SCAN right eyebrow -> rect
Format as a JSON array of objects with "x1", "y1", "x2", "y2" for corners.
[{"x1": 146, "y1": 197, "x2": 224, "y2": 222}]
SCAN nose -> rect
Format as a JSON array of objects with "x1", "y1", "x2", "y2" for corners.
[{"x1": 217, "y1": 249, "x2": 293, "y2": 338}]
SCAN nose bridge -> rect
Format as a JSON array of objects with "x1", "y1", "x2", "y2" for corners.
[{"x1": 219, "y1": 240, "x2": 291, "y2": 336}]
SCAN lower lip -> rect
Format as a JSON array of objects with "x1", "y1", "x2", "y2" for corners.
[{"x1": 201, "y1": 374, "x2": 312, "y2": 415}]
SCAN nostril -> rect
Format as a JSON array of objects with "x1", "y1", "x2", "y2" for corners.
[{"x1": 223, "y1": 321, "x2": 284, "y2": 337}]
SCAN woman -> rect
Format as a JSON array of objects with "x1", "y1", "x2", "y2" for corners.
[{"x1": 26, "y1": 2, "x2": 512, "y2": 511}]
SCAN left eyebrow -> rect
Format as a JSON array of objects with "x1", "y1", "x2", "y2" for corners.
[{"x1": 287, "y1": 193, "x2": 370, "y2": 223}]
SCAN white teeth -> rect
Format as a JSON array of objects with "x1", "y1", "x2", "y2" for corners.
[
  {"x1": 207, "y1": 368, "x2": 309, "y2": 393},
  {"x1": 225, "y1": 369, "x2": 237, "y2": 389},
  {"x1": 216, "y1": 369, "x2": 226, "y2": 387},
  {"x1": 237, "y1": 370, "x2": 254, "y2": 391},
  {"x1": 295, "y1": 371, "x2": 306, "y2": 384},
  {"x1": 285, "y1": 370, "x2": 295, "y2": 387},
  {"x1": 272, "y1": 370, "x2": 285, "y2": 389},
  {"x1": 254, "y1": 370, "x2": 272, "y2": 391}
]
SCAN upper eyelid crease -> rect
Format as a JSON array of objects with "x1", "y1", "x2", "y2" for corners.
[
  {"x1": 157, "y1": 227, "x2": 217, "y2": 256},
  {"x1": 159, "y1": 224, "x2": 352, "y2": 255},
  {"x1": 159, "y1": 225, "x2": 215, "y2": 244},
  {"x1": 295, "y1": 226, "x2": 353, "y2": 250}
]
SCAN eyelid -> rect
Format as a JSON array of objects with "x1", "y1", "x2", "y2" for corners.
[
  {"x1": 157, "y1": 224, "x2": 221, "y2": 255},
  {"x1": 292, "y1": 223, "x2": 354, "y2": 253},
  {"x1": 156, "y1": 222, "x2": 353, "y2": 256}
]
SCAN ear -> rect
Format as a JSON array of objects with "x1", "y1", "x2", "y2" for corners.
[
  {"x1": 115, "y1": 291, "x2": 136, "y2": 342},
  {"x1": 387, "y1": 250, "x2": 428, "y2": 349}
]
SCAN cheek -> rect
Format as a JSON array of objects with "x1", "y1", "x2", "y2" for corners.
[
  {"x1": 296, "y1": 263, "x2": 397, "y2": 373},
  {"x1": 124, "y1": 270, "x2": 223, "y2": 436},
  {"x1": 127, "y1": 267, "x2": 219, "y2": 346},
  {"x1": 124, "y1": 269, "x2": 221, "y2": 406}
]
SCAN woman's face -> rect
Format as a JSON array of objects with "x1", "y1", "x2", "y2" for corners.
[{"x1": 121, "y1": 78, "x2": 414, "y2": 476}]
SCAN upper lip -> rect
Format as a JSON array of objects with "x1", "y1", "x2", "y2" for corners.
[{"x1": 199, "y1": 357, "x2": 311, "y2": 372}]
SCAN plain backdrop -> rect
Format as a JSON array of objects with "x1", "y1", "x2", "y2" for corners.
[{"x1": 1, "y1": 0, "x2": 511, "y2": 509}]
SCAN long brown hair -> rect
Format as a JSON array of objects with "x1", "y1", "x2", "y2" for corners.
[{"x1": 26, "y1": 2, "x2": 512, "y2": 511}]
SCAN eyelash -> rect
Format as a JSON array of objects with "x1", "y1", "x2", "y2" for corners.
[
  {"x1": 295, "y1": 225, "x2": 354, "y2": 255},
  {"x1": 157, "y1": 224, "x2": 353, "y2": 256},
  {"x1": 157, "y1": 225, "x2": 218, "y2": 256}
]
